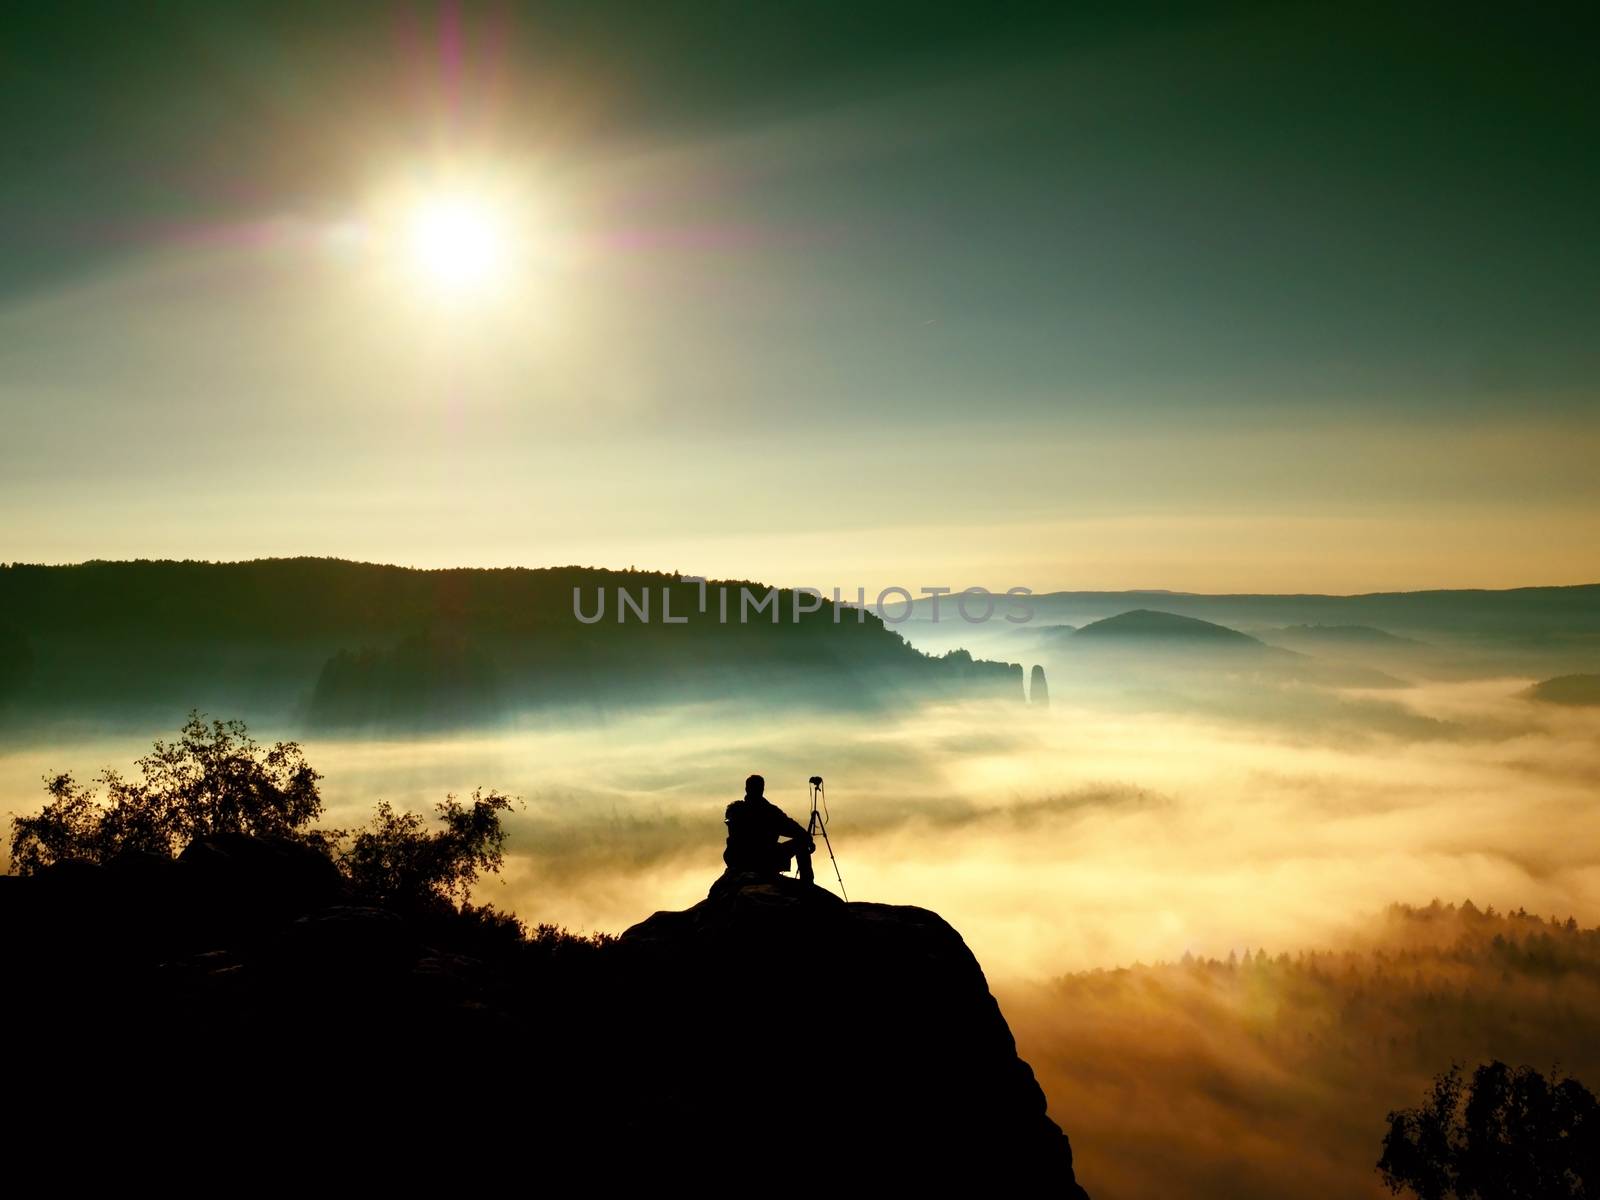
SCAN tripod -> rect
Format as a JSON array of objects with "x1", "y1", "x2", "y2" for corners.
[{"x1": 805, "y1": 776, "x2": 848, "y2": 901}]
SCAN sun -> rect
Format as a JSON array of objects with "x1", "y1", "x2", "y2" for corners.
[{"x1": 406, "y1": 193, "x2": 508, "y2": 293}]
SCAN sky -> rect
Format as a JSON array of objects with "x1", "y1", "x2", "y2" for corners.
[{"x1": 2, "y1": 1, "x2": 1597, "y2": 592}]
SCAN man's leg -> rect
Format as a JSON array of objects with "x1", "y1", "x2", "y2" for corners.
[{"x1": 777, "y1": 838, "x2": 815, "y2": 884}]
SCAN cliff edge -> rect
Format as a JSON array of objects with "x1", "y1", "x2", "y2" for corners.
[{"x1": 2, "y1": 841, "x2": 1087, "y2": 1192}]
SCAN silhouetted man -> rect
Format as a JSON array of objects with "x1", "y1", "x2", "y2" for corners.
[{"x1": 724, "y1": 774, "x2": 814, "y2": 883}]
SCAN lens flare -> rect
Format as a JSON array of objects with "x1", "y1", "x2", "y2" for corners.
[{"x1": 406, "y1": 194, "x2": 506, "y2": 292}]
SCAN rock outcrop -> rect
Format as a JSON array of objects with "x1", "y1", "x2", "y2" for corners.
[
  {"x1": 2, "y1": 842, "x2": 1088, "y2": 1193},
  {"x1": 616, "y1": 871, "x2": 1088, "y2": 1190}
]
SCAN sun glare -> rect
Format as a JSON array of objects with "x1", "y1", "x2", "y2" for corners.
[{"x1": 406, "y1": 194, "x2": 507, "y2": 293}]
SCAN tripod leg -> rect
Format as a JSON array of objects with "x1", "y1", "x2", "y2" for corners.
[{"x1": 818, "y1": 826, "x2": 847, "y2": 902}]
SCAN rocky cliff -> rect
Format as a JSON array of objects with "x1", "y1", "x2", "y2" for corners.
[
  {"x1": 2, "y1": 840, "x2": 1087, "y2": 1192},
  {"x1": 618, "y1": 872, "x2": 1088, "y2": 1190}
]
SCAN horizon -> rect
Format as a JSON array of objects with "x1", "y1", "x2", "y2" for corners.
[{"x1": 5, "y1": 555, "x2": 1599, "y2": 598}]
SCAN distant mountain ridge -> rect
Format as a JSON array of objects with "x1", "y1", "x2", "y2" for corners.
[
  {"x1": 1524, "y1": 674, "x2": 1600, "y2": 707},
  {"x1": 905, "y1": 583, "x2": 1600, "y2": 638},
  {"x1": 0, "y1": 559, "x2": 1025, "y2": 729},
  {"x1": 1072, "y1": 609, "x2": 1265, "y2": 645},
  {"x1": 1266, "y1": 624, "x2": 1424, "y2": 646},
  {"x1": 1023, "y1": 607, "x2": 1409, "y2": 690}
]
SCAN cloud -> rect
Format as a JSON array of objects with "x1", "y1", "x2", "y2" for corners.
[{"x1": 7, "y1": 674, "x2": 1597, "y2": 963}]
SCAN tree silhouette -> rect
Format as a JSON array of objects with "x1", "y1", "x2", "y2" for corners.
[
  {"x1": 339, "y1": 789, "x2": 515, "y2": 913},
  {"x1": 1378, "y1": 1061, "x2": 1599, "y2": 1199},
  {"x1": 8, "y1": 710, "x2": 322, "y2": 872},
  {"x1": 7, "y1": 713, "x2": 520, "y2": 920}
]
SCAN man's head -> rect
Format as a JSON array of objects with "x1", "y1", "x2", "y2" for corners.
[{"x1": 744, "y1": 774, "x2": 764, "y2": 798}]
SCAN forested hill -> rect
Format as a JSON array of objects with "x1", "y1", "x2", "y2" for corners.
[
  {"x1": 0, "y1": 559, "x2": 1022, "y2": 728},
  {"x1": 1, "y1": 559, "x2": 879, "y2": 637}
]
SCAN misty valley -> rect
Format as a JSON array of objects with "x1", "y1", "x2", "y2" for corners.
[{"x1": 2, "y1": 561, "x2": 1597, "y2": 1195}]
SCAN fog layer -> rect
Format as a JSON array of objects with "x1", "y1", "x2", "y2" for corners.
[{"x1": 6, "y1": 678, "x2": 1596, "y2": 979}]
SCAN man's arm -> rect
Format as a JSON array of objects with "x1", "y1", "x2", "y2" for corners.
[{"x1": 774, "y1": 805, "x2": 810, "y2": 841}]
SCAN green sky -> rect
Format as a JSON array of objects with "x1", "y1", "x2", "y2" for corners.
[{"x1": 2, "y1": 1, "x2": 1596, "y2": 591}]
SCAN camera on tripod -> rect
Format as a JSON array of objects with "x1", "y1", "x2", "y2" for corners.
[{"x1": 804, "y1": 773, "x2": 846, "y2": 900}]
